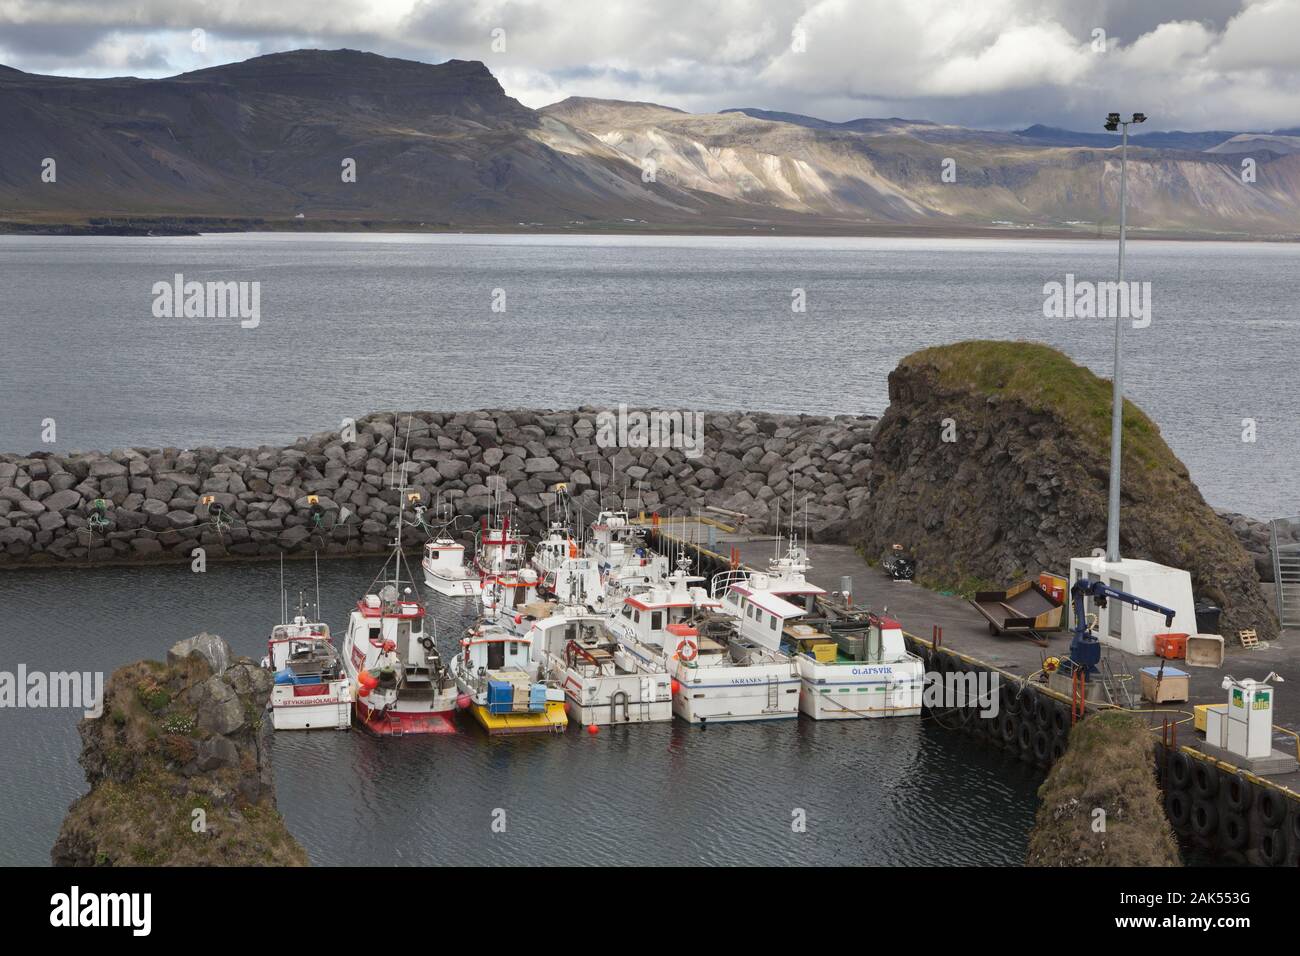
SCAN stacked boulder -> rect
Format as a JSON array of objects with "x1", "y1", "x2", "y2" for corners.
[{"x1": 0, "y1": 408, "x2": 878, "y2": 566}]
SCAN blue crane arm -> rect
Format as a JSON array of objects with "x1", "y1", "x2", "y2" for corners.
[{"x1": 1070, "y1": 578, "x2": 1176, "y2": 633}]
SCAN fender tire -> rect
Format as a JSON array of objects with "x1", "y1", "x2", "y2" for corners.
[
  {"x1": 1260, "y1": 827, "x2": 1287, "y2": 866},
  {"x1": 1168, "y1": 750, "x2": 1193, "y2": 791},
  {"x1": 1165, "y1": 789, "x2": 1192, "y2": 834},
  {"x1": 1224, "y1": 773, "x2": 1254, "y2": 814},
  {"x1": 1191, "y1": 798, "x2": 1218, "y2": 839},
  {"x1": 1258, "y1": 788, "x2": 1287, "y2": 828},
  {"x1": 1191, "y1": 761, "x2": 1219, "y2": 800},
  {"x1": 1220, "y1": 810, "x2": 1248, "y2": 850}
]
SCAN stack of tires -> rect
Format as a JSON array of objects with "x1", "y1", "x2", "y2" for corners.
[
  {"x1": 988, "y1": 681, "x2": 1069, "y2": 769},
  {"x1": 1162, "y1": 747, "x2": 1300, "y2": 866}
]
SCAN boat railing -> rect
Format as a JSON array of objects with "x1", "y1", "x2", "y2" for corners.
[{"x1": 709, "y1": 569, "x2": 749, "y2": 600}]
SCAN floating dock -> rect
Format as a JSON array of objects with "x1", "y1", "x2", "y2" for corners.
[{"x1": 645, "y1": 517, "x2": 1300, "y2": 867}]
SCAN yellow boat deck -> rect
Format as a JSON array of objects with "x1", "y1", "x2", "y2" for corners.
[{"x1": 471, "y1": 700, "x2": 568, "y2": 735}]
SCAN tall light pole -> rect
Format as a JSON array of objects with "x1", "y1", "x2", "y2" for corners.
[{"x1": 1102, "y1": 110, "x2": 1146, "y2": 564}]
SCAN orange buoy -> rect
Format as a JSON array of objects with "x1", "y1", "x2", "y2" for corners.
[
  {"x1": 587, "y1": 723, "x2": 599, "y2": 734},
  {"x1": 670, "y1": 679, "x2": 681, "y2": 696}
]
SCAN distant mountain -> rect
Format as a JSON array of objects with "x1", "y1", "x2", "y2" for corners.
[
  {"x1": 2, "y1": 49, "x2": 1298, "y2": 236},
  {"x1": 1013, "y1": 124, "x2": 1240, "y2": 152}
]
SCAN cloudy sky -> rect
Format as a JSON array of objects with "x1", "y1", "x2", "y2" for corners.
[{"x1": 2, "y1": 0, "x2": 1298, "y2": 131}]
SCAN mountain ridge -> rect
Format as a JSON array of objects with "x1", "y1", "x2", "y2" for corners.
[{"x1": 2, "y1": 49, "x2": 1298, "y2": 236}]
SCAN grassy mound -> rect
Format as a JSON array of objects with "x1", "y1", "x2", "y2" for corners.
[{"x1": 1027, "y1": 711, "x2": 1179, "y2": 866}]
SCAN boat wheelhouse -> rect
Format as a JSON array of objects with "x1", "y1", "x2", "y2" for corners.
[
  {"x1": 450, "y1": 622, "x2": 567, "y2": 734},
  {"x1": 265, "y1": 614, "x2": 352, "y2": 731},
  {"x1": 421, "y1": 537, "x2": 482, "y2": 597},
  {"x1": 609, "y1": 555, "x2": 800, "y2": 723}
]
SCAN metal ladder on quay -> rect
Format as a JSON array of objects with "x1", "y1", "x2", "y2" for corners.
[{"x1": 1098, "y1": 654, "x2": 1134, "y2": 708}]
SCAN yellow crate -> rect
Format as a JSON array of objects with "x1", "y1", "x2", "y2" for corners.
[
  {"x1": 812, "y1": 643, "x2": 838, "y2": 663},
  {"x1": 1195, "y1": 703, "x2": 1227, "y2": 734}
]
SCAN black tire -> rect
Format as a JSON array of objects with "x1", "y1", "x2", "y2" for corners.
[
  {"x1": 1260, "y1": 828, "x2": 1288, "y2": 866},
  {"x1": 1051, "y1": 703, "x2": 1069, "y2": 737},
  {"x1": 1192, "y1": 761, "x2": 1219, "y2": 800},
  {"x1": 1291, "y1": 802, "x2": 1300, "y2": 842},
  {"x1": 1220, "y1": 810, "x2": 1248, "y2": 850},
  {"x1": 1191, "y1": 798, "x2": 1218, "y2": 839},
  {"x1": 1033, "y1": 693, "x2": 1053, "y2": 729},
  {"x1": 998, "y1": 712, "x2": 1017, "y2": 746},
  {"x1": 1169, "y1": 750, "x2": 1193, "y2": 791},
  {"x1": 1224, "y1": 774, "x2": 1254, "y2": 813},
  {"x1": 1050, "y1": 736, "x2": 1067, "y2": 763},
  {"x1": 1032, "y1": 729, "x2": 1052, "y2": 766},
  {"x1": 1016, "y1": 718, "x2": 1033, "y2": 755},
  {"x1": 1166, "y1": 790, "x2": 1192, "y2": 834},
  {"x1": 1257, "y1": 788, "x2": 1287, "y2": 828},
  {"x1": 1000, "y1": 683, "x2": 1022, "y2": 717}
]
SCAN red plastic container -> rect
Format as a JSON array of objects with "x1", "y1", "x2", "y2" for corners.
[{"x1": 1154, "y1": 633, "x2": 1189, "y2": 660}]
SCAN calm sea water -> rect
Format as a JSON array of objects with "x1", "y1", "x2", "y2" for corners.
[
  {"x1": 0, "y1": 558, "x2": 1041, "y2": 866},
  {"x1": 0, "y1": 233, "x2": 1296, "y2": 518}
]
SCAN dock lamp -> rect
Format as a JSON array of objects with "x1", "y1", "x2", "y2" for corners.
[{"x1": 1102, "y1": 110, "x2": 1146, "y2": 564}]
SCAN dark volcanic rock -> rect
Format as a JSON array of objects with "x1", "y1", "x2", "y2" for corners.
[
  {"x1": 51, "y1": 634, "x2": 306, "y2": 867},
  {"x1": 855, "y1": 341, "x2": 1278, "y2": 641}
]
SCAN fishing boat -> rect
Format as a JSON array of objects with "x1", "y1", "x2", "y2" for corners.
[
  {"x1": 421, "y1": 536, "x2": 482, "y2": 597},
  {"x1": 713, "y1": 539, "x2": 923, "y2": 719},
  {"x1": 264, "y1": 605, "x2": 352, "y2": 731},
  {"x1": 529, "y1": 556, "x2": 673, "y2": 725},
  {"x1": 339, "y1": 418, "x2": 460, "y2": 736},
  {"x1": 532, "y1": 520, "x2": 579, "y2": 576},
  {"x1": 609, "y1": 553, "x2": 800, "y2": 723},
  {"x1": 450, "y1": 620, "x2": 568, "y2": 734},
  {"x1": 585, "y1": 509, "x2": 669, "y2": 599}
]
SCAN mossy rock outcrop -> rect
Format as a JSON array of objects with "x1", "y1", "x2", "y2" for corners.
[
  {"x1": 856, "y1": 340, "x2": 1277, "y2": 641},
  {"x1": 51, "y1": 633, "x2": 308, "y2": 866},
  {"x1": 1027, "y1": 711, "x2": 1180, "y2": 866}
]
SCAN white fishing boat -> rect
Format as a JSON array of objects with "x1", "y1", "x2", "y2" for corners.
[
  {"x1": 532, "y1": 520, "x2": 579, "y2": 576},
  {"x1": 421, "y1": 536, "x2": 482, "y2": 597},
  {"x1": 609, "y1": 554, "x2": 800, "y2": 723},
  {"x1": 528, "y1": 556, "x2": 673, "y2": 725},
  {"x1": 265, "y1": 610, "x2": 352, "y2": 731},
  {"x1": 713, "y1": 539, "x2": 923, "y2": 719},
  {"x1": 339, "y1": 419, "x2": 460, "y2": 736},
  {"x1": 585, "y1": 509, "x2": 669, "y2": 599},
  {"x1": 450, "y1": 620, "x2": 568, "y2": 734}
]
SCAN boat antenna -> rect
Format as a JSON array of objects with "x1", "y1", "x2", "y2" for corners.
[
  {"x1": 774, "y1": 496, "x2": 781, "y2": 561},
  {"x1": 314, "y1": 548, "x2": 321, "y2": 622},
  {"x1": 279, "y1": 551, "x2": 286, "y2": 623}
]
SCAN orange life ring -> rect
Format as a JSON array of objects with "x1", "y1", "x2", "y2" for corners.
[{"x1": 677, "y1": 639, "x2": 698, "y2": 662}]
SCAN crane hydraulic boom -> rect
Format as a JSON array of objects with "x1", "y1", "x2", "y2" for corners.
[{"x1": 1069, "y1": 578, "x2": 1175, "y2": 677}]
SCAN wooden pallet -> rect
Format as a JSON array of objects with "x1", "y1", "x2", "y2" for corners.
[{"x1": 1238, "y1": 629, "x2": 1260, "y2": 649}]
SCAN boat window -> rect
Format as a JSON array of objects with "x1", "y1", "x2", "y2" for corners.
[
  {"x1": 410, "y1": 617, "x2": 422, "y2": 635},
  {"x1": 509, "y1": 642, "x2": 519, "y2": 656},
  {"x1": 651, "y1": 611, "x2": 662, "y2": 631},
  {"x1": 622, "y1": 606, "x2": 633, "y2": 619},
  {"x1": 769, "y1": 616, "x2": 778, "y2": 631},
  {"x1": 487, "y1": 642, "x2": 505, "y2": 669},
  {"x1": 634, "y1": 610, "x2": 641, "y2": 624},
  {"x1": 428, "y1": 550, "x2": 439, "y2": 560}
]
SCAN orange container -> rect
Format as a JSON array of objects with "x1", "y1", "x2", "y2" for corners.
[{"x1": 1154, "y1": 633, "x2": 1189, "y2": 660}]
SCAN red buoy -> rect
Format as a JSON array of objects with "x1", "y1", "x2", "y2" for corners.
[
  {"x1": 587, "y1": 723, "x2": 600, "y2": 735},
  {"x1": 670, "y1": 679, "x2": 681, "y2": 696}
]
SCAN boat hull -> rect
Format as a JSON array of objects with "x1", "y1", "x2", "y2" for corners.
[
  {"x1": 672, "y1": 671, "x2": 801, "y2": 724},
  {"x1": 796, "y1": 659, "x2": 925, "y2": 719},
  {"x1": 469, "y1": 700, "x2": 568, "y2": 735},
  {"x1": 354, "y1": 699, "x2": 458, "y2": 736},
  {"x1": 271, "y1": 682, "x2": 352, "y2": 731},
  {"x1": 423, "y1": 572, "x2": 483, "y2": 597}
]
